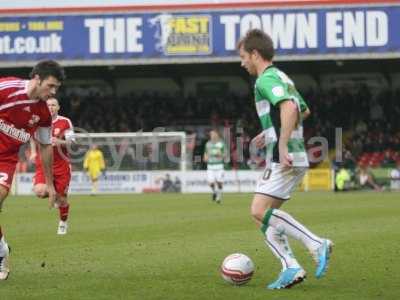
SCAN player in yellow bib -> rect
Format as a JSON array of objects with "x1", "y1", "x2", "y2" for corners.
[{"x1": 83, "y1": 144, "x2": 105, "y2": 195}]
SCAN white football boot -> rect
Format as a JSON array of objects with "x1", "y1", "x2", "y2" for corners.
[
  {"x1": 57, "y1": 221, "x2": 68, "y2": 235},
  {"x1": 216, "y1": 190, "x2": 222, "y2": 204},
  {"x1": 0, "y1": 243, "x2": 10, "y2": 280}
]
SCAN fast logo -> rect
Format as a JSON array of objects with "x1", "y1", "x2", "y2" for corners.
[{"x1": 149, "y1": 14, "x2": 212, "y2": 55}]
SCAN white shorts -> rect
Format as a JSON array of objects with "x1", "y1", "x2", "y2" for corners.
[
  {"x1": 255, "y1": 163, "x2": 307, "y2": 200},
  {"x1": 207, "y1": 169, "x2": 224, "y2": 183}
]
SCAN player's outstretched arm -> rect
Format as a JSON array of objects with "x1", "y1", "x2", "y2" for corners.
[
  {"x1": 35, "y1": 126, "x2": 55, "y2": 207},
  {"x1": 51, "y1": 133, "x2": 76, "y2": 146},
  {"x1": 251, "y1": 132, "x2": 266, "y2": 149},
  {"x1": 302, "y1": 108, "x2": 311, "y2": 120},
  {"x1": 39, "y1": 143, "x2": 56, "y2": 208},
  {"x1": 29, "y1": 138, "x2": 37, "y2": 162},
  {"x1": 279, "y1": 100, "x2": 298, "y2": 167}
]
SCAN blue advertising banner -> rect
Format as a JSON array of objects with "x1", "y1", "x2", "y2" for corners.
[{"x1": 0, "y1": 5, "x2": 399, "y2": 65}]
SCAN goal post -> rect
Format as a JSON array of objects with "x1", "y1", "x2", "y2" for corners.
[
  {"x1": 71, "y1": 131, "x2": 187, "y2": 172},
  {"x1": 66, "y1": 131, "x2": 188, "y2": 193}
]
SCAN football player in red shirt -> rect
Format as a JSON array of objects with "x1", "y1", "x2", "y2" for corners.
[
  {"x1": 0, "y1": 60, "x2": 65, "y2": 280},
  {"x1": 31, "y1": 97, "x2": 75, "y2": 235}
]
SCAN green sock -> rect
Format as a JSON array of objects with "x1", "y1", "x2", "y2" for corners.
[{"x1": 260, "y1": 208, "x2": 274, "y2": 234}]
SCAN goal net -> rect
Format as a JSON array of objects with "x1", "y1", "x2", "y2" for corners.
[
  {"x1": 66, "y1": 131, "x2": 187, "y2": 193},
  {"x1": 71, "y1": 132, "x2": 187, "y2": 172}
]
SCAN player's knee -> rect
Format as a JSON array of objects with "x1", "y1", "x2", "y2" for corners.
[
  {"x1": 0, "y1": 186, "x2": 9, "y2": 200},
  {"x1": 250, "y1": 199, "x2": 273, "y2": 222},
  {"x1": 0, "y1": 186, "x2": 9, "y2": 209},
  {"x1": 57, "y1": 198, "x2": 68, "y2": 207},
  {"x1": 34, "y1": 186, "x2": 48, "y2": 198},
  {"x1": 250, "y1": 204, "x2": 264, "y2": 222},
  {"x1": 38, "y1": 191, "x2": 48, "y2": 198}
]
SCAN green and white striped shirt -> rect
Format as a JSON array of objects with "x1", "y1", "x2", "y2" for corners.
[
  {"x1": 254, "y1": 65, "x2": 309, "y2": 167},
  {"x1": 205, "y1": 140, "x2": 225, "y2": 170}
]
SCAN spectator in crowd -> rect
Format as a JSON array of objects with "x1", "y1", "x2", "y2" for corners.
[
  {"x1": 160, "y1": 173, "x2": 175, "y2": 192},
  {"x1": 357, "y1": 164, "x2": 383, "y2": 191},
  {"x1": 390, "y1": 160, "x2": 400, "y2": 191},
  {"x1": 156, "y1": 173, "x2": 180, "y2": 192},
  {"x1": 342, "y1": 148, "x2": 357, "y2": 170},
  {"x1": 174, "y1": 176, "x2": 182, "y2": 192},
  {"x1": 369, "y1": 99, "x2": 384, "y2": 122},
  {"x1": 355, "y1": 119, "x2": 368, "y2": 135},
  {"x1": 335, "y1": 167, "x2": 352, "y2": 191},
  {"x1": 382, "y1": 150, "x2": 396, "y2": 167}
]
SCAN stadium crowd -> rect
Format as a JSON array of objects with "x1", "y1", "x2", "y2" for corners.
[
  {"x1": 305, "y1": 86, "x2": 400, "y2": 159},
  {"x1": 57, "y1": 84, "x2": 400, "y2": 170}
]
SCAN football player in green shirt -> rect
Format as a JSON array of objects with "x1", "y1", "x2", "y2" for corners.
[
  {"x1": 203, "y1": 130, "x2": 226, "y2": 203},
  {"x1": 238, "y1": 29, "x2": 332, "y2": 289}
]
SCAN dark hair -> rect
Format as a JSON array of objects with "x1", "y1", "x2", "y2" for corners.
[
  {"x1": 30, "y1": 60, "x2": 66, "y2": 82},
  {"x1": 237, "y1": 29, "x2": 275, "y2": 61}
]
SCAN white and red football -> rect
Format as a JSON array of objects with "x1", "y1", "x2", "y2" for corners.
[{"x1": 220, "y1": 253, "x2": 254, "y2": 285}]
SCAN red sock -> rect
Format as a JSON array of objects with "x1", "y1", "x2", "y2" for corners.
[{"x1": 59, "y1": 204, "x2": 70, "y2": 222}]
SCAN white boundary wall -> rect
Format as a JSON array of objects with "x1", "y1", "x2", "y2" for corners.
[{"x1": 14, "y1": 170, "x2": 262, "y2": 195}]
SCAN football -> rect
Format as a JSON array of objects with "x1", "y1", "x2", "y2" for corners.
[{"x1": 220, "y1": 253, "x2": 255, "y2": 285}]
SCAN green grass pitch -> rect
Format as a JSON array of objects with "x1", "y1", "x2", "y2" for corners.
[{"x1": 1, "y1": 192, "x2": 399, "y2": 300}]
